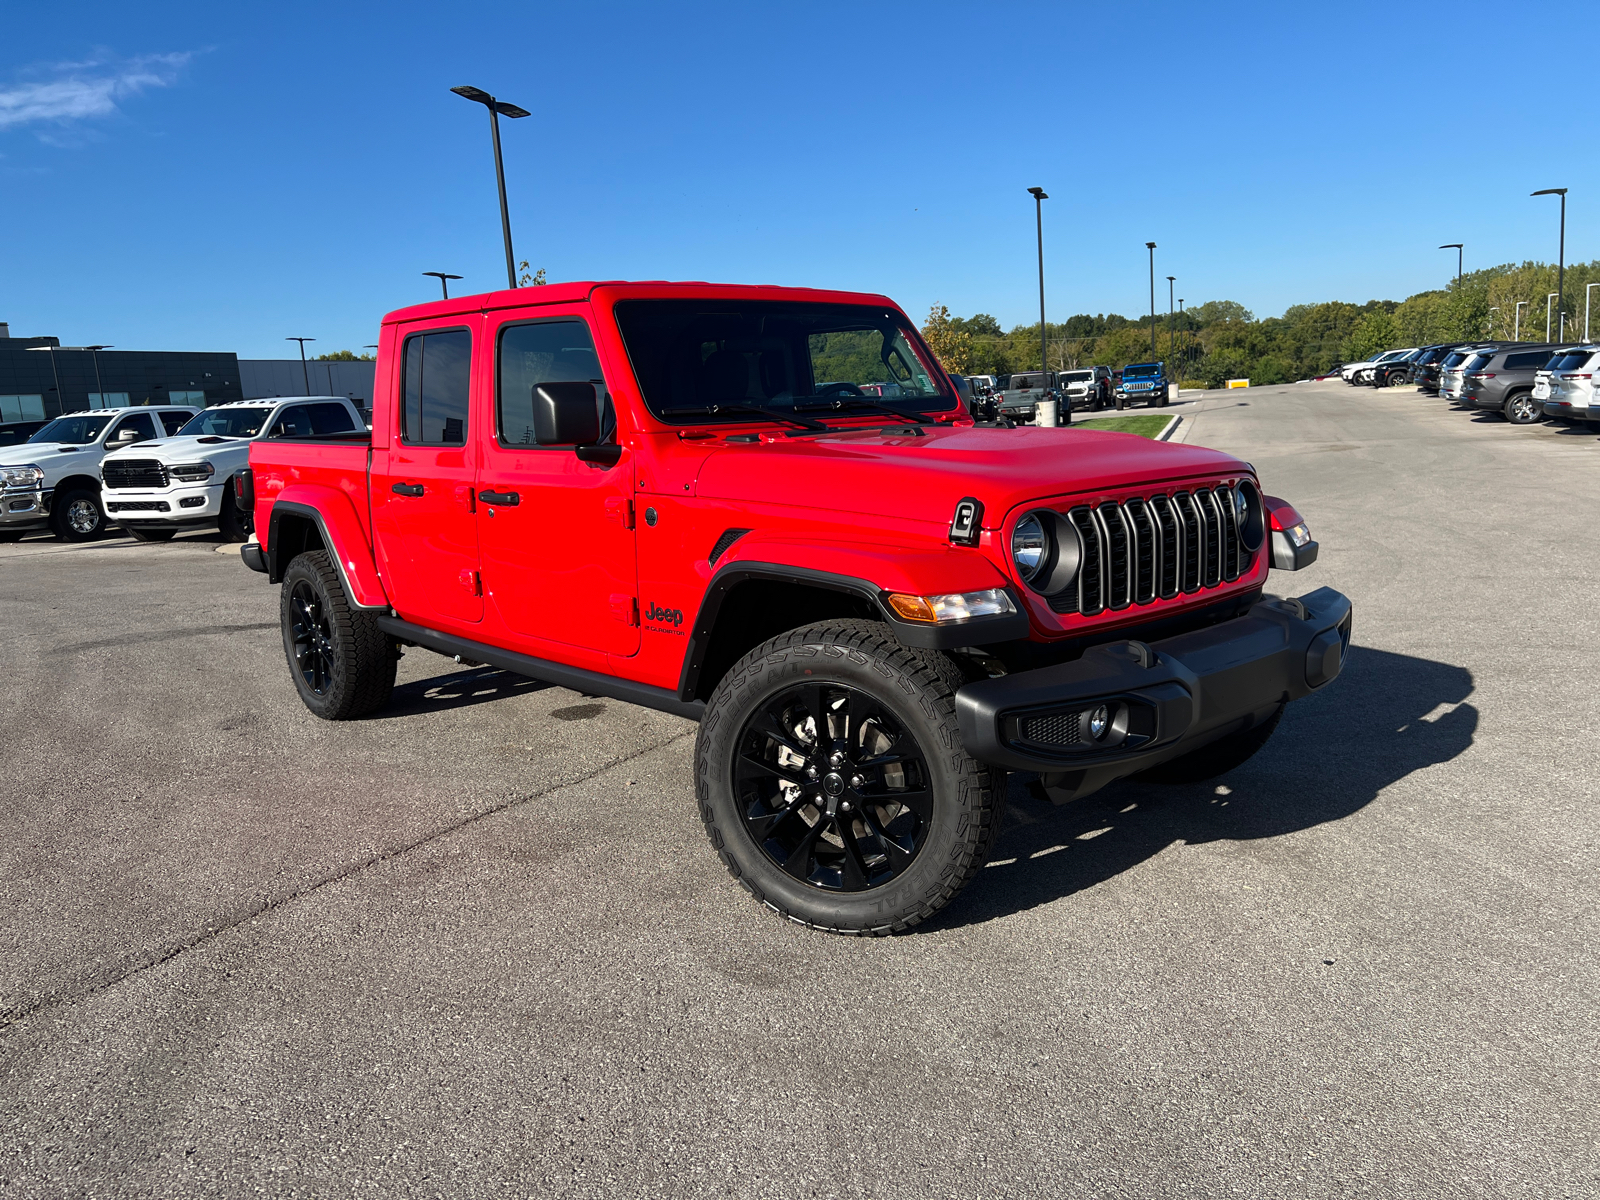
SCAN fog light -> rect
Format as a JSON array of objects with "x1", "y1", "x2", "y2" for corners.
[
  {"x1": 1088, "y1": 705, "x2": 1109, "y2": 739},
  {"x1": 179, "y1": 496, "x2": 205, "y2": 508}
]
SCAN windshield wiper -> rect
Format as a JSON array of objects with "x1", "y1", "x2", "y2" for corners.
[
  {"x1": 794, "y1": 398, "x2": 932, "y2": 425},
  {"x1": 660, "y1": 402, "x2": 828, "y2": 432}
]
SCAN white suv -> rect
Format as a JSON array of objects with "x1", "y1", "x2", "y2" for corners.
[
  {"x1": 98, "y1": 396, "x2": 365, "y2": 542},
  {"x1": 1536, "y1": 346, "x2": 1600, "y2": 424},
  {"x1": 0, "y1": 406, "x2": 199, "y2": 542}
]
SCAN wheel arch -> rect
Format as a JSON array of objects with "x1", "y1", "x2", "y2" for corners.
[
  {"x1": 52, "y1": 473, "x2": 103, "y2": 498},
  {"x1": 265, "y1": 489, "x2": 387, "y2": 608}
]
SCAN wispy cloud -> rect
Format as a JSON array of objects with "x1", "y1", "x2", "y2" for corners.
[{"x1": 0, "y1": 53, "x2": 191, "y2": 131}]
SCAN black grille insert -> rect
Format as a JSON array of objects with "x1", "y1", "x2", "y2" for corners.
[{"x1": 103, "y1": 460, "x2": 167, "y2": 489}]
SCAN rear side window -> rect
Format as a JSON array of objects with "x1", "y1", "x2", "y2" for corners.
[
  {"x1": 158, "y1": 411, "x2": 191, "y2": 436},
  {"x1": 269, "y1": 406, "x2": 314, "y2": 438},
  {"x1": 1546, "y1": 351, "x2": 1597, "y2": 371},
  {"x1": 306, "y1": 403, "x2": 357, "y2": 435},
  {"x1": 1503, "y1": 351, "x2": 1554, "y2": 370},
  {"x1": 402, "y1": 329, "x2": 472, "y2": 446},
  {"x1": 497, "y1": 320, "x2": 610, "y2": 446}
]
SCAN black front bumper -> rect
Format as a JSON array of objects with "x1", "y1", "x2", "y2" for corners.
[{"x1": 955, "y1": 587, "x2": 1352, "y2": 798}]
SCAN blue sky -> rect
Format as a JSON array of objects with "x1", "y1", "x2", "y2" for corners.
[{"x1": 2, "y1": 0, "x2": 1593, "y2": 357}]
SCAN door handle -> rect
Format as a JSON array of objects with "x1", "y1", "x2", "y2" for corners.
[
  {"x1": 479, "y1": 489, "x2": 520, "y2": 507},
  {"x1": 391, "y1": 482, "x2": 424, "y2": 497}
]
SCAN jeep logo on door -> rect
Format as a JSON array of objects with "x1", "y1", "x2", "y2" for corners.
[{"x1": 645, "y1": 602, "x2": 683, "y2": 627}]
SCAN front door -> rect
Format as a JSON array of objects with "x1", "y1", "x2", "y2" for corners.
[
  {"x1": 370, "y1": 320, "x2": 483, "y2": 625},
  {"x1": 475, "y1": 310, "x2": 638, "y2": 657}
]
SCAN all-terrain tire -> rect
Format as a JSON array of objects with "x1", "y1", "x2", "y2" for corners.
[
  {"x1": 280, "y1": 550, "x2": 398, "y2": 720},
  {"x1": 124, "y1": 526, "x2": 178, "y2": 542},
  {"x1": 1132, "y1": 705, "x2": 1283, "y2": 784},
  {"x1": 218, "y1": 485, "x2": 252, "y2": 542},
  {"x1": 696, "y1": 619, "x2": 1005, "y2": 936},
  {"x1": 49, "y1": 487, "x2": 105, "y2": 542}
]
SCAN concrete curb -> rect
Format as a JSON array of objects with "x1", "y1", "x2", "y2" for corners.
[{"x1": 1156, "y1": 414, "x2": 1183, "y2": 442}]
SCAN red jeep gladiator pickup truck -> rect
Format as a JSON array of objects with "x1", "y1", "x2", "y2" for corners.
[{"x1": 240, "y1": 281, "x2": 1350, "y2": 935}]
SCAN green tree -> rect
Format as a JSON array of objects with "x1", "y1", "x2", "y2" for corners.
[
  {"x1": 314, "y1": 349, "x2": 375, "y2": 361},
  {"x1": 1344, "y1": 310, "x2": 1402, "y2": 361},
  {"x1": 920, "y1": 305, "x2": 973, "y2": 372}
]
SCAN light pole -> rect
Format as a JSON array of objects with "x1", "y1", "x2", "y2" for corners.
[
  {"x1": 286, "y1": 337, "x2": 315, "y2": 396},
  {"x1": 1532, "y1": 188, "x2": 1567, "y2": 342},
  {"x1": 1488, "y1": 306, "x2": 1499, "y2": 338},
  {"x1": 423, "y1": 272, "x2": 463, "y2": 299},
  {"x1": 1545, "y1": 293, "x2": 1558, "y2": 343},
  {"x1": 25, "y1": 344, "x2": 63, "y2": 412},
  {"x1": 83, "y1": 345, "x2": 111, "y2": 408},
  {"x1": 1166, "y1": 276, "x2": 1176, "y2": 363},
  {"x1": 1439, "y1": 243, "x2": 1463, "y2": 288},
  {"x1": 1027, "y1": 187, "x2": 1048, "y2": 379},
  {"x1": 1146, "y1": 242, "x2": 1157, "y2": 360},
  {"x1": 1178, "y1": 299, "x2": 1185, "y2": 374},
  {"x1": 1587, "y1": 283, "x2": 1600, "y2": 342},
  {"x1": 1514, "y1": 300, "x2": 1527, "y2": 341},
  {"x1": 452, "y1": 85, "x2": 531, "y2": 291}
]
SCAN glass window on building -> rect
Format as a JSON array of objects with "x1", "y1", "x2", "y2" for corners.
[
  {"x1": 87, "y1": 393, "x2": 131, "y2": 409},
  {"x1": 167, "y1": 390, "x2": 207, "y2": 404},
  {"x1": 0, "y1": 395, "x2": 47, "y2": 422}
]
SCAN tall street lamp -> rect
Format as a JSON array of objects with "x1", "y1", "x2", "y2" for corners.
[
  {"x1": 1146, "y1": 242, "x2": 1157, "y2": 360},
  {"x1": 1166, "y1": 276, "x2": 1176, "y2": 363},
  {"x1": 1439, "y1": 243, "x2": 1463, "y2": 288},
  {"x1": 1488, "y1": 306, "x2": 1499, "y2": 338},
  {"x1": 1586, "y1": 283, "x2": 1600, "y2": 342},
  {"x1": 452, "y1": 85, "x2": 531, "y2": 291},
  {"x1": 25, "y1": 344, "x2": 63, "y2": 412},
  {"x1": 423, "y1": 272, "x2": 463, "y2": 299},
  {"x1": 83, "y1": 345, "x2": 112, "y2": 408},
  {"x1": 1531, "y1": 188, "x2": 1567, "y2": 340},
  {"x1": 1178, "y1": 299, "x2": 1185, "y2": 373},
  {"x1": 286, "y1": 337, "x2": 315, "y2": 396},
  {"x1": 1545, "y1": 293, "x2": 1558, "y2": 342},
  {"x1": 1514, "y1": 300, "x2": 1527, "y2": 341},
  {"x1": 1027, "y1": 187, "x2": 1048, "y2": 379}
]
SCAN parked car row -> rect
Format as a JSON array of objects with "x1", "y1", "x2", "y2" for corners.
[
  {"x1": 1337, "y1": 340, "x2": 1600, "y2": 427},
  {"x1": 0, "y1": 396, "x2": 366, "y2": 543}
]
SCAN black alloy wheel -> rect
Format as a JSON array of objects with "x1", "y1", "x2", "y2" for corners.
[
  {"x1": 288, "y1": 578, "x2": 337, "y2": 697},
  {"x1": 735, "y1": 681, "x2": 933, "y2": 893}
]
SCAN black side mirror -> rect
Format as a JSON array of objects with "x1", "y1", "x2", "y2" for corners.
[{"x1": 533, "y1": 382, "x2": 599, "y2": 445}]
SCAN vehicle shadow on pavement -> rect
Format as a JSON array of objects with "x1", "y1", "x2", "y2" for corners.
[
  {"x1": 369, "y1": 666, "x2": 551, "y2": 718},
  {"x1": 930, "y1": 646, "x2": 1477, "y2": 930}
]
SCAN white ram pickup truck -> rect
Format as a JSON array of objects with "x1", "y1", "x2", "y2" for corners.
[
  {"x1": 0, "y1": 406, "x2": 199, "y2": 542},
  {"x1": 98, "y1": 397, "x2": 366, "y2": 542}
]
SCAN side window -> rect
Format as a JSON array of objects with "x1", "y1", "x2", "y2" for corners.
[
  {"x1": 306, "y1": 403, "x2": 357, "y2": 435},
  {"x1": 268, "y1": 406, "x2": 314, "y2": 438},
  {"x1": 496, "y1": 320, "x2": 611, "y2": 447},
  {"x1": 158, "y1": 411, "x2": 190, "y2": 436},
  {"x1": 111, "y1": 412, "x2": 158, "y2": 443},
  {"x1": 402, "y1": 329, "x2": 471, "y2": 446}
]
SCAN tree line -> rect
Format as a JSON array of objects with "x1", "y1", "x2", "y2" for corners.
[{"x1": 920, "y1": 259, "x2": 1600, "y2": 388}]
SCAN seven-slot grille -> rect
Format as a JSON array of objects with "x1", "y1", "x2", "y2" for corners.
[
  {"x1": 102, "y1": 460, "x2": 168, "y2": 489},
  {"x1": 1048, "y1": 483, "x2": 1253, "y2": 615}
]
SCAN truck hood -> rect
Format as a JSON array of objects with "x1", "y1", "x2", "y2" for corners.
[
  {"x1": 101, "y1": 434, "x2": 251, "y2": 465},
  {"x1": 691, "y1": 425, "x2": 1247, "y2": 528},
  {"x1": 0, "y1": 441, "x2": 108, "y2": 467}
]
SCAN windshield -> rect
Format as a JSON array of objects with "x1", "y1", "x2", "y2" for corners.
[
  {"x1": 177, "y1": 407, "x2": 274, "y2": 438},
  {"x1": 1547, "y1": 351, "x2": 1598, "y2": 371},
  {"x1": 28, "y1": 415, "x2": 112, "y2": 444},
  {"x1": 1123, "y1": 362, "x2": 1162, "y2": 378},
  {"x1": 613, "y1": 300, "x2": 957, "y2": 424},
  {"x1": 1442, "y1": 351, "x2": 1470, "y2": 368},
  {"x1": 1464, "y1": 352, "x2": 1495, "y2": 371},
  {"x1": 1061, "y1": 371, "x2": 1093, "y2": 382}
]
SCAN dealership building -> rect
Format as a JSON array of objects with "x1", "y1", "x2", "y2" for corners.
[{"x1": 0, "y1": 323, "x2": 375, "y2": 422}]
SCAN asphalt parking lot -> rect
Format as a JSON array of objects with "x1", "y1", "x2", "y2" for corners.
[{"x1": 2, "y1": 381, "x2": 1596, "y2": 1199}]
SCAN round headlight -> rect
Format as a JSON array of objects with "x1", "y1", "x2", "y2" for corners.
[
  {"x1": 1012, "y1": 513, "x2": 1050, "y2": 583},
  {"x1": 1234, "y1": 479, "x2": 1264, "y2": 551}
]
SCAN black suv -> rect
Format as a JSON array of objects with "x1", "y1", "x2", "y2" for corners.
[
  {"x1": 1460, "y1": 343, "x2": 1577, "y2": 424},
  {"x1": 1408, "y1": 344, "x2": 1469, "y2": 394}
]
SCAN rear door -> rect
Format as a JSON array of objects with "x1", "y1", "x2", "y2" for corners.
[
  {"x1": 474, "y1": 307, "x2": 638, "y2": 657},
  {"x1": 370, "y1": 320, "x2": 483, "y2": 625}
]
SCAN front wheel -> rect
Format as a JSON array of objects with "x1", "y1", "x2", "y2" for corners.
[
  {"x1": 49, "y1": 488, "x2": 105, "y2": 542},
  {"x1": 696, "y1": 619, "x2": 1004, "y2": 936},
  {"x1": 1504, "y1": 391, "x2": 1541, "y2": 425},
  {"x1": 279, "y1": 550, "x2": 398, "y2": 719},
  {"x1": 218, "y1": 485, "x2": 252, "y2": 541}
]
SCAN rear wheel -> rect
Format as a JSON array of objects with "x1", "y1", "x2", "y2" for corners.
[
  {"x1": 218, "y1": 485, "x2": 251, "y2": 542},
  {"x1": 696, "y1": 619, "x2": 1004, "y2": 936},
  {"x1": 124, "y1": 525, "x2": 177, "y2": 542},
  {"x1": 280, "y1": 550, "x2": 398, "y2": 720},
  {"x1": 49, "y1": 488, "x2": 105, "y2": 542},
  {"x1": 1504, "y1": 390, "x2": 1541, "y2": 424}
]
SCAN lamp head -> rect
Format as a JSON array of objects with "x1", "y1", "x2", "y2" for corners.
[
  {"x1": 452, "y1": 85, "x2": 492, "y2": 105},
  {"x1": 1027, "y1": 186, "x2": 1047, "y2": 200},
  {"x1": 1439, "y1": 243, "x2": 1463, "y2": 250},
  {"x1": 1531, "y1": 188, "x2": 1568, "y2": 197},
  {"x1": 1145, "y1": 241, "x2": 1156, "y2": 250}
]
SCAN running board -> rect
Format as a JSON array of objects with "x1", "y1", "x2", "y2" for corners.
[{"x1": 376, "y1": 616, "x2": 706, "y2": 721}]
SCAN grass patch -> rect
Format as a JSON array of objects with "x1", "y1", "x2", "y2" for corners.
[{"x1": 1072, "y1": 414, "x2": 1173, "y2": 438}]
